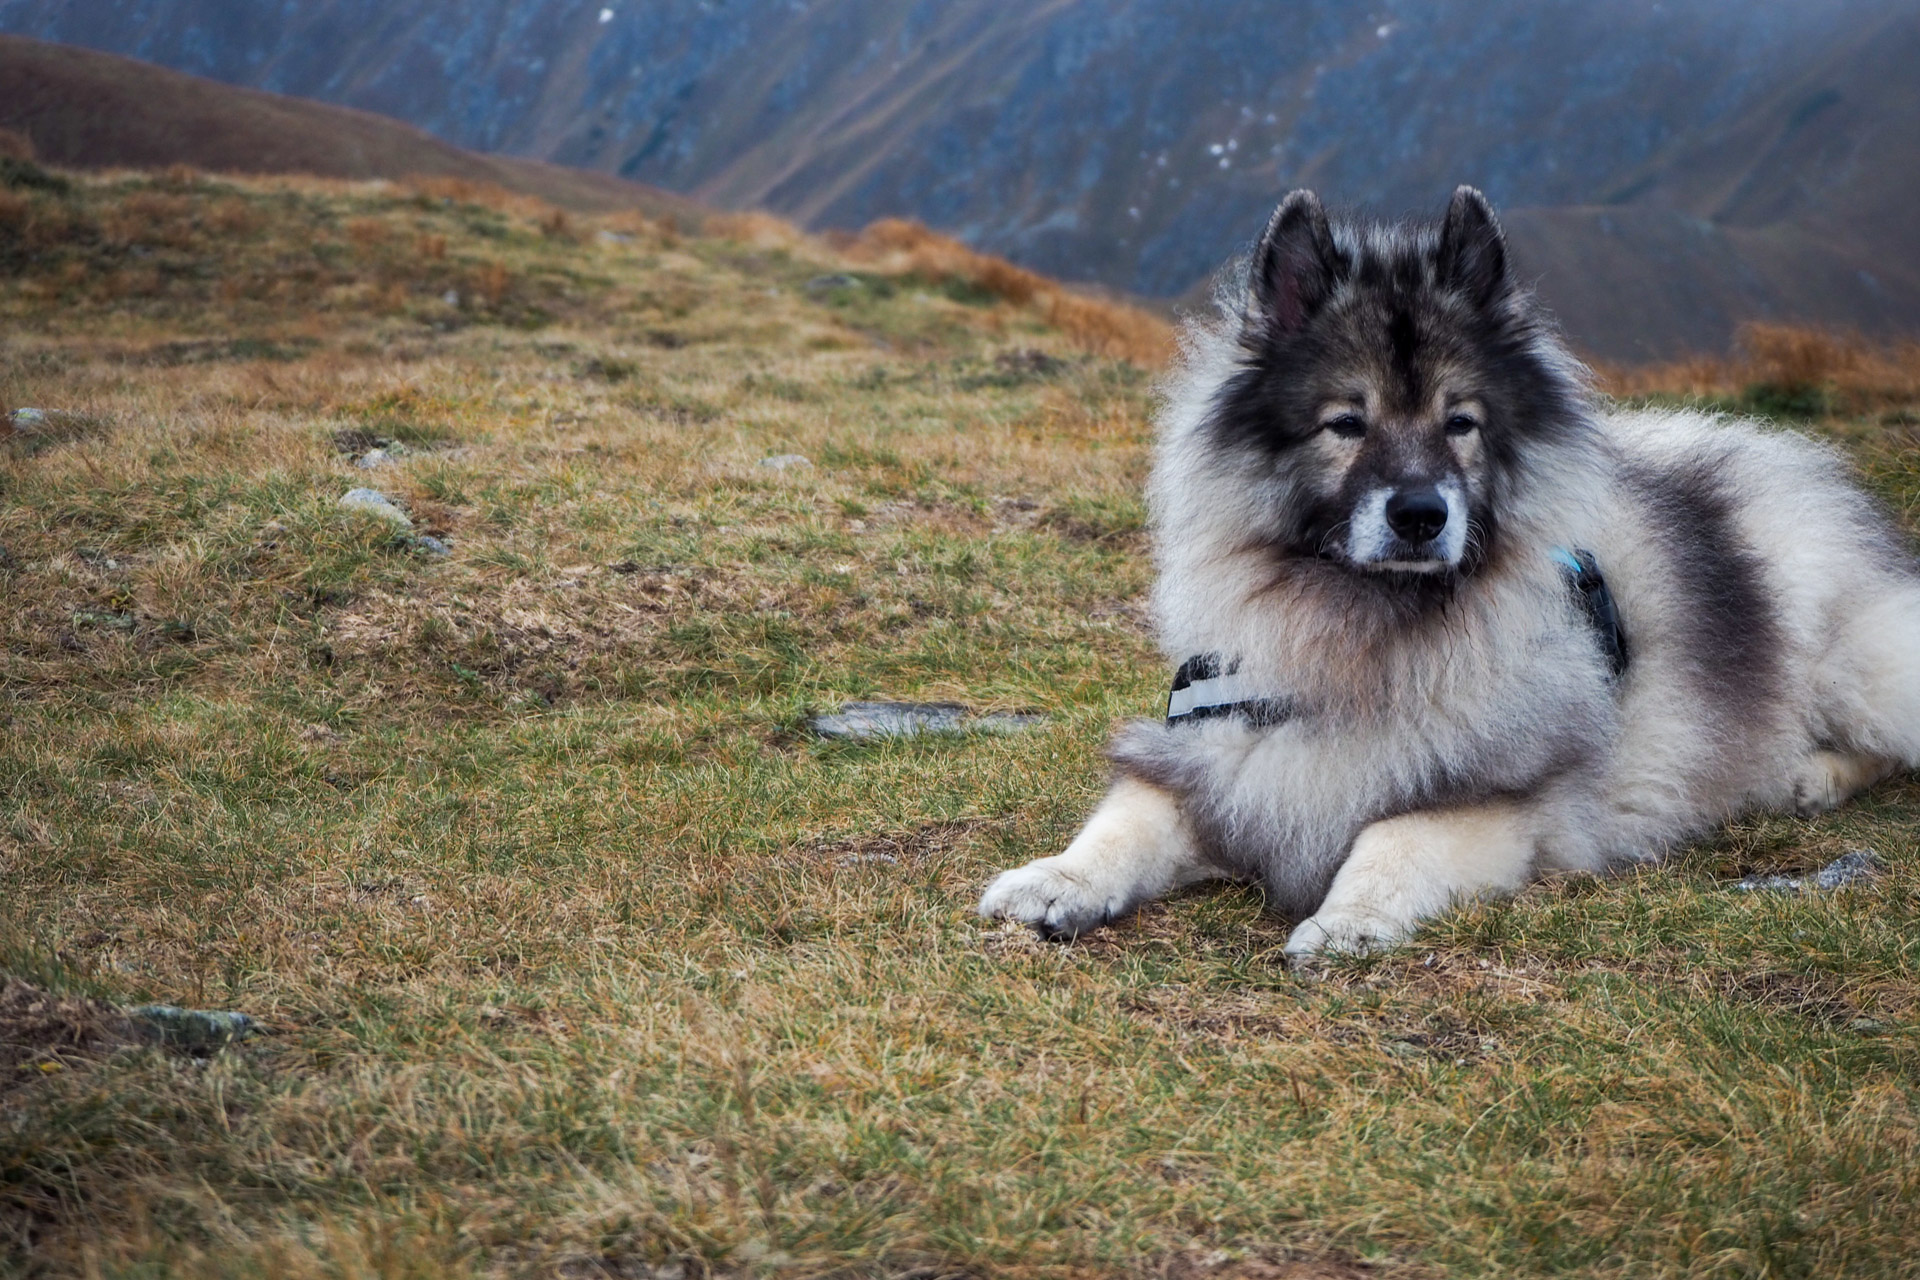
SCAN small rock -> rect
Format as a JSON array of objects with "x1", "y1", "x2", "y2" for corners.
[
  {"x1": 354, "y1": 448, "x2": 394, "y2": 469},
  {"x1": 805, "y1": 274, "x2": 858, "y2": 291},
  {"x1": 411, "y1": 534, "x2": 451, "y2": 557},
  {"x1": 759, "y1": 453, "x2": 812, "y2": 471},
  {"x1": 973, "y1": 711, "x2": 1049, "y2": 735},
  {"x1": 1850, "y1": 1017, "x2": 1886, "y2": 1033},
  {"x1": 836, "y1": 852, "x2": 899, "y2": 868},
  {"x1": 596, "y1": 230, "x2": 634, "y2": 245},
  {"x1": 126, "y1": 1005, "x2": 255, "y2": 1052},
  {"x1": 442, "y1": 289, "x2": 461, "y2": 308},
  {"x1": 810, "y1": 702, "x2": 968, "y2": 739},
  {"x1": 1732, "y1": 849, "x2": 1881, "y2": 894},
  {"x1": 6, "y1": 407, "x2": 49, "y2": 431},
  {"x1": 1813, "y1": 849, "x2": 1880, "y2": 890},
  {"x1": 807, "y1": 701, "x2": 1047, "y2": 740},
  {"x1": 339, "y1": 488, "x2": 412, "y2": 526},
  {"x1": 72, "y1": 608, "x2": 136, "y2": 632}
]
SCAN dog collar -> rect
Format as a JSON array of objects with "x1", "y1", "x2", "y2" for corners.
[{"x1": 1165, "y1": 546, "x2": 1628, "y2": 727}]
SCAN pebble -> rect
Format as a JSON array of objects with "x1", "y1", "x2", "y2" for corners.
[
  {"x1": 1732, "y1": 849, "x2": 1880, "y2": 893},
  {"x1": 759, "y1": 453, "x2": 812, "y2": 471},
  {"x1": 339, "y1": 488, "x2": 412, "y2": 526},
  {"x1": 6, "y1": 407, "x2": 49, "y2": 430},
  {"x1": 806, "y1": 274, "x2": 859, "y2": 290},
  {"x1": 808, "y1": 701, "x2": 1046, "y2": 740},
  {"x1": 836, "y1": 852, "x2": 900, "y2": 868},
  {"x1": 412, "y1": 534, "x2": 452, "y2": 557},
  {"x1": 126, "y1": 1004, "x2": 255, "y2": 1052},
  {"x1": 354, "y1": 448, "x2": 394, "y2": 469}
]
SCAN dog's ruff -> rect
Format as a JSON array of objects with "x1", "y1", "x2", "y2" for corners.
[{"x1": 980, "y1": 185, "x2": 1920, "y2": 960}]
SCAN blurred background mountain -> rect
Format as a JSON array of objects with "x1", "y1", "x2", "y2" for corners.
[{"x1": 3, "y1": 0, "x2": 1916, "y2": 359}]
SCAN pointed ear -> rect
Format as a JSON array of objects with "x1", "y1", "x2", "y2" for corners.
[
  {"x1": 1437, "y1": 185, "x2": 1508, "y2": 307},
  {"x1": 1249, "y1": 189, "x2": 1339, "y2": 335}
]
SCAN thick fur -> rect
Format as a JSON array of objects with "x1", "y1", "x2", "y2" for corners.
[{"x1": 980, "y1": 187, "x2": 1920, "y2": 960}]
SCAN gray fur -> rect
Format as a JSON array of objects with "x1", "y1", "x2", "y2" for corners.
[{"x1": 981, "y1": 186, "x2": 1920, "y2": 952}]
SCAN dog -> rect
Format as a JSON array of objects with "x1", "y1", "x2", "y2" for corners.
[{"x1": 979, "y1": 185, "x2": 1920, "y2": 961}]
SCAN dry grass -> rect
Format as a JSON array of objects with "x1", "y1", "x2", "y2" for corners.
[
  {"x1": 1599, "y1": 322, "x2": 1920, "y2": 414},
  {"x1": 2, "y1": 169, "x2": 1919, "y2": 1279},
  {"x1": 843, "y1": 219, "x2": 1174, "y2": 365}
]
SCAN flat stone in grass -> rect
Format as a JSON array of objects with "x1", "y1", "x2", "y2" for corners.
[
  {"x1": 759, "y1": 453, "x2": 812, "y2": 471},
  {"x1": 1732, "y1": 848, "x2": 1880, "y2": 893},
  {"x1": 127, "y1": 1005, "x2": 256, "y2": 1053},
  {"x1": 808, "y1": 701, "x2": 1046, "y2": 740},
  {"x1": 339, "y1": 487, "x2": 412, "y2": 526}
]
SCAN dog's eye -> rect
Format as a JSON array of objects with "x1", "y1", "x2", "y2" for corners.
[
  {"x1": 1323, "y1": 414, "x2": 1367, "y2": 439},
  {"x1": 1445, "y1": 413, "x2": 1479, "y2": 435}
]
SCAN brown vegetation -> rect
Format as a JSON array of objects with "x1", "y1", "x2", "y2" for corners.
[
  {"x1": 845, "y1": 217, "x2": 1174, "y2": 365},
  {"x1": 4, "y1": 170, "x2": 1918, "y2": 1280},
  {"x1": 1599, "y1": 322, "x2": 1920, "y2": 410}
]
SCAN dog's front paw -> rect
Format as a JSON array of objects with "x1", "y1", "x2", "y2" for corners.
[
  {"x1": 1282, "y1": 908, "x2": 1409, "y2": 965},
  {"x1": 978, "y1": 858, "x2": 1126, "y2": 939}
]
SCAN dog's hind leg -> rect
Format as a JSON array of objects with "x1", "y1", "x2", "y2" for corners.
[
  {"x1": 978, "y1": 776, "x2": 1226, "y2": 939},
  {"x1": 1790, "y1": 749, "x2": 1899, "y2": 816},
  {"x1": 1817, "y1": 581, "x2": 1920, "y2": 772},
  {"x1": 1283, "y1": 799, "x2": 1540, "y2": 963}
]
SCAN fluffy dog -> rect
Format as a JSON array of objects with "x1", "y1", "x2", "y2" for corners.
[{"x1": 980, "y1": 186, "x2": 1920, "y2": 960}]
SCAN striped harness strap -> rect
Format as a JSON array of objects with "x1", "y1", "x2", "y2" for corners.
[{"x1": 1166, "y1": 547, "x2": 1628, "y2": 727}]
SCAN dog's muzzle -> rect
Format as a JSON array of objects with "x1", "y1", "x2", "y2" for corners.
[{"x1": 1347, "y1": 481, "x2": 1468, "y2": 570}]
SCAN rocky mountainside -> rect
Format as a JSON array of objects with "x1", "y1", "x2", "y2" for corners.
[
  {"x1": 4, "y1": 0, "x2": 1916, "y2": 357},
  {"x1": 0, "y1": 36, "x2": 702, "y2": 224}
]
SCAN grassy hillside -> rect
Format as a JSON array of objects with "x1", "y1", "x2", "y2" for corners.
[
  {"x1": 0, "y1": 35, "x2": 705, "y2": 225},
  {"x1": 3, "y1": 166, "x2": 1919, "y2": 1278},
  {"x1": 7, "y1": 3, "x2": 1919, "y2": 359}
]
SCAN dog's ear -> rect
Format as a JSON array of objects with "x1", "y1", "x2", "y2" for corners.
[
  {"x1": 1437, "y1": 185, "x2": 1508, "y2": 307},
  {"x1": 1250, "y1": 189, "x2": 1339, "y2": 335}
]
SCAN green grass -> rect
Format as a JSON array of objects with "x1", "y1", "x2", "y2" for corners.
[{"x1": 3, "y1": 173, "x2": 1919, "y2": 1279}]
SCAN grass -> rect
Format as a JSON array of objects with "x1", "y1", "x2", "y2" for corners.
[{"x1": 2, "y1": 168, "x2": 1918, "y2": 1279}]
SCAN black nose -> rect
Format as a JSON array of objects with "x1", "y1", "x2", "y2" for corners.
[{"x1": 1386, "y1": 488, "x2": 1449, "y2": 543}]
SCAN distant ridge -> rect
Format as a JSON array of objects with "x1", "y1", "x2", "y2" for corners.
[
  {"x1": 3, "y1": 11, "x2": 1918, "y2": 359},
  {"x1": 0, "y1": 35, "x2": 705, "y2": 225}
]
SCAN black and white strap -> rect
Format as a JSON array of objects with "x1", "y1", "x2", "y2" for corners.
[
  {"x1": 1165, "y1": 654, "x2": 1295, "y2": 727},
  {"x1": 1165, "y1": 547, "x2": 1628, "y2": 729}
]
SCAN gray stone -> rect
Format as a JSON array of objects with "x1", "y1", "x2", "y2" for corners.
[
  {"x1": 973, "y1": 711, "x2": 1050, "y2": 735},
  {"x1": 806, "y1": 274, "x2": 859, "y2": 290},
  {"x1": 339, "y1": 488, "x2": 412, "y2": 526},
  {"x1": 7, "y1": 407, "x2": 49, "y2": 430},
  {"x1": 759, "y1": 453, "x2": 812, "y2": 471},
  {"x1": 354, "y1": 448, "x2": 394, "y2": 469},
  {"x1": 808, "y1": 701, "x2": 1046, "y2": 740},
  {"x1": 836, "y1": 852, "x2": 899, "y2": 868},
  {"x1": 126, "y1": 1005, "x2": 255, "y2": 1052},
  {"x1": 1732, "y1": 849, "x2": 1880, "y2": 894},
  {"x1": 412, "y1": 535, "x2": 452, "y2": 557},
  {"x1": 72, "y1": 609, "x2": 136, "y2": 632}
]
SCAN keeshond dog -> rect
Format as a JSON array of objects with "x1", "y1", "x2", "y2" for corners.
[{"x1": 980, "y1": 185, "x2": 1920, "y2": 961}]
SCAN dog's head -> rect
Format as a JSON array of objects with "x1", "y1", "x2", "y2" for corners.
[{"x1": 1207, "y1": 186, "x2": 1588, "y2": 576}]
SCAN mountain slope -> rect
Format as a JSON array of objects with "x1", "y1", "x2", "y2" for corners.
[
  {"x1": 3, "y1": 2, "x2": 1917, "y2": 357},
  {"x1": 0, "y1": 35, "x2": 703, "y2": 223}
]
